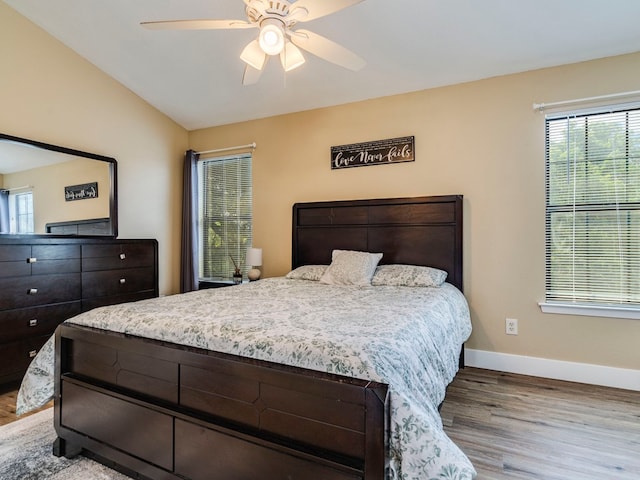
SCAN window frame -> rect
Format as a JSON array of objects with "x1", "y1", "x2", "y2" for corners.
[
  {"x1": 196, "y1": 153, "x2": 253, "y2": 282},
  {"x1": 9, "y1": 190, "x2": 34, "y2": 234},
  {"x1": 540, "y1": 103, "x2": 640, "y2": 320}
]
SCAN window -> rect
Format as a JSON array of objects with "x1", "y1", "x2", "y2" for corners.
[
  {"x1": 543, "y1": 105, "x2": 640, "y2": 317},
  {"x1": 9, "y1": 191, "x2": 34, "y2": 234},
  {"x1": 197, "y1": 153, "x2": 252, "y2": 280}
]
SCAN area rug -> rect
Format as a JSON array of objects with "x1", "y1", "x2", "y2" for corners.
[{"x1": 0, "y1": 408, "x2": 129, "y2": 479}]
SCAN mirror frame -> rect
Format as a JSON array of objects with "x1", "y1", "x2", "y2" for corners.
[{"x1": 0, "y1": 133, "x2": 117, "y2": 237}]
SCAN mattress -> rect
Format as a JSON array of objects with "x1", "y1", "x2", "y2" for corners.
[{"x1": 18, "y1": 277, "x2": 475, "y2": 479}]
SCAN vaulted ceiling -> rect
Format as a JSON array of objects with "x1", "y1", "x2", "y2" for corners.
[{"x1": 6, "y1": 0, "x2": 640, "y2": 130}]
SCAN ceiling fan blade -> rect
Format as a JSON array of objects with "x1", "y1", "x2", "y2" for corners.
[
  {"x1": 242, "y1": 63, "x2": 265, "y2": 86},
  {"x1": 291, "y1": 0, "x2": 363, "y2": 22},
  {"x1": 290, "y1": 29, "x2": 365, "y2": 71},
  {"x1": 140, "y1": 19, "x2": 255, "y2": 30}
]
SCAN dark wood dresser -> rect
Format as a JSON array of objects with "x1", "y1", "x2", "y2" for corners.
[{"x1": 0, "y1": 236, "x2": 158, "y2": 386}]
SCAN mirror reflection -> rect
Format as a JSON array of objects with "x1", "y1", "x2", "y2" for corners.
[{"x1": 0, "y1": 134, "x2": 117, "y2": 236}]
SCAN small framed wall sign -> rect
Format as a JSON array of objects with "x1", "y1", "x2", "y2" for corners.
[
  {"x1": 65, "y1": 182, "x2": 98, "y2": 201},
  {"x1": 331, "y1": 136, "x2": 414, "y2": 170}
]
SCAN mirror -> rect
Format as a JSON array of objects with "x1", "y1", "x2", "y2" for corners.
[{"x1": 0, "y1": 133, "x2": 117, "y2": 236}]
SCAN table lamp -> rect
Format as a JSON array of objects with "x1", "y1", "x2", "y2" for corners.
[{"x1": 246, "y1": 247, "x2": 262, "y2": 281}]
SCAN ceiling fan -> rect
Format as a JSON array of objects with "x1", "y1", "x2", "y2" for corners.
[{"x1": 141, "y1": 0, "x2": 366, "y2": 85}]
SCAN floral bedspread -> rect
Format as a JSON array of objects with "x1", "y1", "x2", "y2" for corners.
[{"x1": 18, "y1": 277, "x2": 475, "y2": 480}]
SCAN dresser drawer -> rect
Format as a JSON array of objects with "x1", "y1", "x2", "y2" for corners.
[
  {"x1": 82, "y1": 267, "x2": 156, "y2": 299},
  {"x1": 32, "y1": 244, "x2": 81, "y2": 260},
  {"x1": 33, "y1": 258, "x2": 81, "y2": 276},
  {"x1": 0, "y1": 244, "x2": 32, "y2": 278},
  {"x1": 82, "y1": 243, "x2": 155, "y2": 271},
  {"x1": 0, "y1": 335, "x2": 49, "y2": 380},
  {"x1": 0, "y1": 245, "x2": 31, "y2": 262},
  {"x1": 0, "y1": 244, "x2": 80, "y2": 278},
  {"x1": 31, "y1": 245, "x2": 81, "y2": 275},
  {"x1": 0, "y1": 273, "x2": 81, "y2": 310},
  {"x1": 0, "y1": 302, "x2": 81, "y2": 343}
]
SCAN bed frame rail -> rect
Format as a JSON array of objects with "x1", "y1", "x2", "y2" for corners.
[{"x1": 54, "y1": 323, "x2": 389, "y2": 480}]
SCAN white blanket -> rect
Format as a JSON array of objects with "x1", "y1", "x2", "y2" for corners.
[{"x1": 18, "y1": 277, "x2": 475, "y2": 480}]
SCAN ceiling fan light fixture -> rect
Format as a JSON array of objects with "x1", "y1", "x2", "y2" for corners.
[
  {"x1": 280, "y1": 42, "x2": 305, "y2": 72},
  {"x1": 240, "y1": 40, "x2": 266, "y2": 70},
  {"x1": 258, "y1": 19, "x2": 285, "y2": 55},
  {"x1": 143, "y1": 0, "x2": 366, "y2": 85}
]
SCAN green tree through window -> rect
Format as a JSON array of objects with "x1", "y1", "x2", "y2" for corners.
[
  {"x1": 198, "y1": 154, "x2": 252, "y2": 279},
  {"x1": 545, "y1": 107, "x2": 640, "y2": 306}
]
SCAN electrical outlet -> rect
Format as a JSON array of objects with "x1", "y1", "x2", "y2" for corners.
[{"x1": 506, "y1": 318, "x2": 518, "y2": 335}]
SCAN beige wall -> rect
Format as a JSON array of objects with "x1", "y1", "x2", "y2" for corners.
[
  {"x1": 0, "y1": 2, "x2": 188, "y2": 294},
  {"x1": 190, "y1": 52, "x2": 640, "y2": 371}
]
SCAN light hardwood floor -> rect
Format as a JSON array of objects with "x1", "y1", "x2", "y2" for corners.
[
  {"x1": 0, "y1": 382, "x2": 51, "y2": 426},
  {"x1": 441, "y1": 368, "x2": 640, "y2": 479},
  {"x1": 1, "y1": 368, "x2": 638, "y2": 479}
]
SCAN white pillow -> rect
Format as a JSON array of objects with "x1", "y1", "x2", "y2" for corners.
[
  {"x1": 371, "y1": 264, "x2": 447, "y2": 287},
  {"x1": 285, "y1": 265, "x2": 327, "y2": 281},
  {"x1": 319, "y1": 250, "x2": 383, "y2": 286}
]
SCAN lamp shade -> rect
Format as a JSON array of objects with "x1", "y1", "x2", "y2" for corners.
[
  {"x1": 240, "y1": 39, "x2": 266, "y2": 70},
  {"x1": 246, "y1": 247, "x2": 262, "y2": 267},
  {"x1": 280, "y1": 42, "x2": 305, "y2": 72}
]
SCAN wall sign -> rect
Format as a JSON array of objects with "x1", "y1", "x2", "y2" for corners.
[
  {"x1": 65, "y1": 182, "x2": 98, "y2": 201},
  {"x1": 331, "y1": 136, "x2": 414, "y2": 170}
]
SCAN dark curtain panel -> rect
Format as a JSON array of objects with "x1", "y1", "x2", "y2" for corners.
[
  {"x1": 180, "y1": 150, "x2": 200, "y2": 292},
  {"x1": 0, "y1": 189, "x2": 9, "y2": 234}
]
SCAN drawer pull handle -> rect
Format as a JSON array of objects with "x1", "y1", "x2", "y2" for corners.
[
  {"x1": 120, "y1": 253, "x2": 126, "y2": 260},
  {"x1": 28, "y1": 288, "x2": 38, "y2": 295},
  {"x1": 119, "y1": 278, "x2": 126, "y2": 284},
  {"x1": 29, "y1": 319, "x2": 38, "y2": 327},
  {"x1": 27, "y1": 257, "x2": 37, "y2": 263},
  {"x1": 29, "y1": 350, "x2": 37, "y2": 358}
]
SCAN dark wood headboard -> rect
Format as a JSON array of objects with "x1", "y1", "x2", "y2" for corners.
[{"x1": 292, "y1": 195, "x2": 463, "y2": 291}]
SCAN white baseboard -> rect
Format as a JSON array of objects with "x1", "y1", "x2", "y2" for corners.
[{"x1": 465, "y1": 349, "x2": 640, "y2": 392}]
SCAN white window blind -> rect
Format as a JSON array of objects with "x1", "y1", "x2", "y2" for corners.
[
  {"x1": 197, "y1": 153, "x2": 252, "y2": 280},
  {"x1": 545, "y1": 106, "x2": 640, "y2": 308},
  {"x1": 9, "y1": 191, "x2": 34, "y2": 234}
]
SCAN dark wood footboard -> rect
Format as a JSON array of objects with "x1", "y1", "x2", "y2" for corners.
[{"x1": 54, "y1": 323, "x2": 389, "y2": 480}]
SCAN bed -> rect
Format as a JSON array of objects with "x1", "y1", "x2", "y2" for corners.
[{"x1": 17, "y1": 194, "x2": 475, "y2": 480}]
